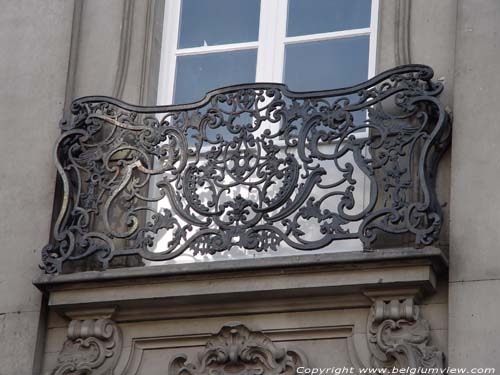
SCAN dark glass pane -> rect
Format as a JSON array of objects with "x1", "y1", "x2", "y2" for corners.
[
  {"x1": 284, "y1": 37, "x2": 369, "y2": 126},
  {"x1": 284, "y1": 36, "x2": 369, "y2": 91},
  {"x1": 174, "y1": 49, "x2": 257, "y2": 104},
  {"x1": 178, "y1": 0, "x2": 260, "y2": 48},
  {"x1": 287, "y1": 0, "x2": 371, "y2": 37}
]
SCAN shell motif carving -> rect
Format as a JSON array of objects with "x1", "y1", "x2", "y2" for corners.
[{"x1": 168, "y1": 323, "x2": 307, "y2": 375}]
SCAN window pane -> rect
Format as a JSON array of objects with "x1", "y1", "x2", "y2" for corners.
[
  {"x1": 174, "y1": 49, "x2": 257, "y2": 104},
  {"x1": 178, "y1": 0, "x2": 260, "y2": 48},
  {"x1": 287, "y1": 0, "x2": 371, "y2": 37},
  {"x1": 284, "y1": 36, "x2": 369, "y2": 91}
]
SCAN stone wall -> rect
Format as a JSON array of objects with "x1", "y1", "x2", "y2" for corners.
[
  {"x1": 449, "y1": 0, "x2": 500, "y2": 368},
  {"x1": 0, "y1": 1, "x2": 73, "y2": 374}
]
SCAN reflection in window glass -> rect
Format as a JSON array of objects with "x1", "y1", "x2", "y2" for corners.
[
  {"x1": 178, "y1": 0, "x2": 260, "y2": 48},
  {"x1": 284, "y1": 36, "x2": 369, "y2": 91},
  {"x1": 174, "y1": 49, "x2": 257, "y2": 104},
  {"x1": 287, "y1": 0, "x2": 371, "y2": 37}
]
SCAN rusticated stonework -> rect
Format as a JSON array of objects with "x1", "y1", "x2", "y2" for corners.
[
  {"x1": 168, "y1": 322, "x2": 307, "y2": 375},
  {"x1": 367, "y1": 298, "x2": 444, "y2": 370},
  {"x1": 52, "y1": 318, "x2": 122, "y2": 375}
]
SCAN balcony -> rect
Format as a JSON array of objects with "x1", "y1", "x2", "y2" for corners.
[{"x1": 40, "y1": 64, "x2": 451, "y2": 275}]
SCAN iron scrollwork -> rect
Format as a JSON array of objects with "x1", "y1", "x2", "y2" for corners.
[{"x1": 41, "y1": 64, "x2": 451, "y2": 274}]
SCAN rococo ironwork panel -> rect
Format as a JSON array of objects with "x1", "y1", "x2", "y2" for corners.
[{"x1": 41, "y1": 65, "x2": 451, "y2": 274}]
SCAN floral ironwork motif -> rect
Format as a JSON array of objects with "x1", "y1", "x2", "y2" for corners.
[{"x1": 41, "y1": 64, "x2": 451, "y2": 274}]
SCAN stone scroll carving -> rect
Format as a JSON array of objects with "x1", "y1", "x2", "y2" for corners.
[
  {"x1": 168, "y1": 322, "x2": 307, "y2": 375},
  {"x1": 367, "y1": 298, "x2": 444, "y2": 370},
  {"x1": 51, "y1": 318, "x2": 122, "y2": 375}
]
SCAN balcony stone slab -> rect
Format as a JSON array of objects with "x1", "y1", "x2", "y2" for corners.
[{"x1": 35, "y1": 246, "x2": 447, "y2": 322}]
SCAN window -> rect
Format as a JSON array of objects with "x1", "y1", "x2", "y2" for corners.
[
  {"x1": 153, "y1": 0, "x2": 379, "y2": 263},
  {"x1": 158, "y1": 0, "x2": 379, "y2": 106}
]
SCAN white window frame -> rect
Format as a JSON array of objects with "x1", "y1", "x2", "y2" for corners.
[{"x1": 157, "y1": 0, "x2": 379, "y2": 106}]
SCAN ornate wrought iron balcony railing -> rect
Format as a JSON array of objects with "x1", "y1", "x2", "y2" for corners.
[{"x1": 41, "y1": 65, "x2": 451, "y2": 274}]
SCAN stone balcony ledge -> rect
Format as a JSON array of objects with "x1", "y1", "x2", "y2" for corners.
[{"x1": 35, "y1": 246, "x2": 447, "y2": 322}]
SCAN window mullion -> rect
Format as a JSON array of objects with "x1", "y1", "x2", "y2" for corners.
[
  {"x1": 270, "y1": 0, "x2": 288, "y2": 83},
  {"x1": 255, "y1": 0, "x2": 278, "y2": 82}
]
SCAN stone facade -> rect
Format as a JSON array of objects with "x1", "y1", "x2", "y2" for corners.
[{"x1": 0, "y1": 0, "x2": 499, "y2": 374}]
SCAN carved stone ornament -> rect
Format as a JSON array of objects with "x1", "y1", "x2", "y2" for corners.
[
  {"x1": 367, "y1": 298, "x2": 444, "y2": 370},
  {"x1": 52, "y1": 319, "x2": 122, "y2": 375},
  {"x1": 168, "y1": 322, "x2": 307, "y2": 375}
]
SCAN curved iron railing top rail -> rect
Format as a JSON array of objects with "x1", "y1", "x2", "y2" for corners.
[{"x1": 42, "y1": 65, "x2": 451, "y2": 274}]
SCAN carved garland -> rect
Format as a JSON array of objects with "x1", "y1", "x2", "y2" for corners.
[
  {"x1": 51, "y1": 319, "x2": 122, "y2": 375},
  {"x1": 367, "y1": 298, "x2": 444, "y2": 370},
  {"x1": 168, "y1": 323, "x2": 307, "y2": 375}
]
